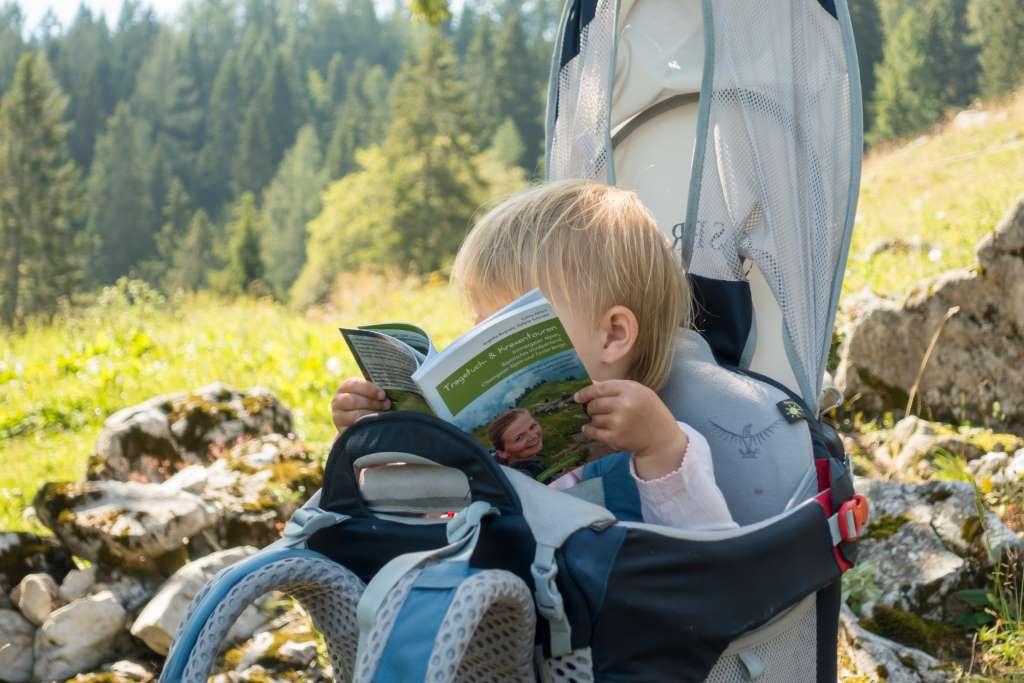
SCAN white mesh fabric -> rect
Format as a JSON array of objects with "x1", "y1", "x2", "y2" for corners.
[
  {"x1": 540, "y1": 647, "x2": 596, "y2": 683},
  {"x1": 703, "y1": 598, "x2": 818, "y2": 683},
  {"x1": 426, "y1": 569, "x2": 535, "y2": 683},
  {"x1": 687, "y1": 0, "x2": 854, "y2": 406},
  {"x1": 548, "y1": 0, "x2": 617, "y2": 182}
]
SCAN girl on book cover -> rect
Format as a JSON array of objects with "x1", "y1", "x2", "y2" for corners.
[{"x1": 488, "y1": 409, "x2": 545, "y2": 478}]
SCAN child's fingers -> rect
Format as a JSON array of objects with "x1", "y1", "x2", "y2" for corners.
[
  {"x1": 333, "y1": 391, "x2": 390, "y2": 413},
  {"x1": 581, "y1": 424, "x2": 615, "y2": 444},
  {"x1": 339, "y1": 376, "x2": 387, "y2": 400},
  {"x1": 584, "y1": 397, "x2": 618, "y2": 416},
  {"x1": 574, "y1": 381, "x2": 620, "y2": 403}
]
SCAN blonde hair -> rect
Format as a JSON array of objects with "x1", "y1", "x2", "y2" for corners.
[{"x1": 451, "y1": 180, "x2": 689, "y2": 390}]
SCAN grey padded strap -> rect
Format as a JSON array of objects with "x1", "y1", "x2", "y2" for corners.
[
  {"x1": 531, "y1": 543, "x2": 572, "y2": 657},
  {"x1": 501, "y1": 468, "x2": 616, "y2": 658},
  {"x1": 355, "y1": 501, "x2": 499, "y2": 652},
  {"x1": 266, "y1": 489, "x2": 350, "y2": 551}
]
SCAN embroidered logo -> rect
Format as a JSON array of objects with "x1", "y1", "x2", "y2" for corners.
[
  {"x1": 777, "y1": 399, "x2": 807, "y2": 423},
  {"x1": 708, "y1": 419, "x2": 782, "y2": 459}
]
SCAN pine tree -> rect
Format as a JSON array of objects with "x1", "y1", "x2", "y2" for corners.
[
  {"x1": 492, "y1": 7, "x2": 544, "y2": 170},
  {"x1": 464, "y1": 14, "x2": 502, "y2": 145},
  {"x1": 166, "y1": 208, "x2": 217, "y2": 292},
  {"x1": 147, "y1": 176, "x2": 193, "y2": 286},
  {"x1": 0, "y1": 5, "x2": 26, "y2": 93},
  {"x1": 261, "y1": 125, "x2": 327, "y2": 298},
  {"x1": 85, "y1": 103, "x2": 157, "y2": 282},
  {"x1": 849, "y1": 0, "x2": 884, "y2": 130},
  {"x1": 490, "y1": 117, "x2": 525, "y2": 168},
  {"x1": 975, "y1": 0, "x2": 1024, "y2": 98},
  {"x1": 221, "y1": 192, "x2": 265, "y2": 294},
  {"x1": 233, "y1": 49, "x2": 308, "y2": 195},
  {"x1": 197, "y1": 51, "x2": 244, "y2": 213},
  {"x1": 870, "y1": 0, "x2": 977, "y2": 143},
  {"x1": 0, "y1": 53, "x2": 83, "y2": 327},
  {"x1": 454, "y1": 4, "x2": 477, "y2": 57}
]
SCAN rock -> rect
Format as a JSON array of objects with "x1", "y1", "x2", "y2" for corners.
[
  {"x1": 130, "y1": 547, "x2": 266, "y2": 656},
  {"x1": 93, "y1": 572, "x2": 161, "y2": 612},
  {"x1": 0, "y1": 608, "x2": 35, "y2": 683},
  {"x1": 0, "y1": 532, "x2": 74, "y2": 594},
  {"x1": 277, "y1": 639, "x2": 318, "y2": 667},
  {"x1": 13, "y1": 573, "x2": 58, "y2": 626},
  {"x1": 88, "y1": 383, "x2": 292, "y2": 483},
  {"x1": 58, "y1": 567, "x2": 97, "y2": 603},
  {"x1": 33, "y1": 480, "x2": 215, "y2": 573},
  {"x1": 105, "y1": 659, "x2": 156, "y2": 681},
  {"x1": 873, "y1": 417, "x2": 1021, "y2": 480},
  {"x1": 969, "y1": 448, "x2": 1024, "y2": 488},
  {"x1": 234, "y1": 631, "x2": 276, "y2": 671},
  {"x1": 33, "y1": 590, "x2": 127, "y2": 682},
  {"x1": 855, "y1": 478, "x2": 1022, "y2": 621},
  {"x1": 837, "y1": 195, "x2": 1024, "y2": 428},
  {"x1": 839, "y1": 606, "x2": 956, "y2": 682}
]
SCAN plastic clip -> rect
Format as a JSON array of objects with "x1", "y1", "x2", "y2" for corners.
[{"x1": 837, "y1": 494, "x2": 869, "y2": 542}]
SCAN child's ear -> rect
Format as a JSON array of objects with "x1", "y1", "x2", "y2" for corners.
[{"x1": 599, "y1": 305, "x2": 639, "y2": 365}]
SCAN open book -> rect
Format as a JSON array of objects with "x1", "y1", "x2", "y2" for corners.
[{"x1": 340, "y1": 289, "x2": 594, "y2": 480}]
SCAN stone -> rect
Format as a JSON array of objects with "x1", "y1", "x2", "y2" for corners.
[
  {"x1": 234, "y1": 631, "x2": 276, "y2": 671},
  {"x1": 58, "y1": 566, "x2": 97, "y2": 603},
  {"x1": 969, "y1": 449, "x2": 1024, "y2": 488},
  {"x1": 0, "y1": 532, "x2": 74, "y2": 594},
  {"x1": 839, "y1": 606, "x2": 956, "y2": 682},
  {"x1": 836, "y1": 195, "x2": 1024, "y2": 428},
  {"x1": 33, "y1": 591, "x2": 127, "y2": 682},
  {"x1": 855, "y1": 478, "x2": 1022, "y2": 621},
  {"x1": 88, "y1": 383, "x2": 292, "y2": 483},
  {"x1": 105, "y1": 659, "x2": 156, "y2": 681},
  {"x1": 13, "y1": 573, "x2": 58, "y2": 626},
  {"x1": 277, "y1": 639, "x2": 318, "y2": 667},
  {"x1": 0, "y1": 608, "x2": 35, "y2": 683},
  {"x1": 130, "y1": 547, "x2": 265, "y2": 655},
  {"x1": 33, "y1": 480, "x2": 215, "y2": 573}
]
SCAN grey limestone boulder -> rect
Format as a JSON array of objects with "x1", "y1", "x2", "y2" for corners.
[
  {"x1": 0, "y1": 608, "x2": 35, "y2": 683},
  {"x1": 12, "y1": 573, "x2": 58, "y2": 626},
  {"x1": 33, "y1": 590, "x2": 127, "y2": 682},
  {"x1": 839, "y1": 606, "x2": 955, "y2": 683},
  {"x1": 855, "y1": 478, "x2": 1022, "y2": 621},
  {"x1": 836, "y1": 195, "x2": 1024, "y2": 427},
  {"x1": 88, "y1": 382, "x2": 292, "y2": 483},
  {"x1": 33, "y1": 480, "x2": 216, "y2": 573},
  {"x1": 0, "y1": 532, "x2": 73, "y2": 594},
  {"x1": 130, "y1": 547, "x2": 265, "y2": 656}
]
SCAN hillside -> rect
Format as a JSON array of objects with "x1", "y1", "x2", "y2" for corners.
[{"x1": 846, "y1": 90, "x2": 1024, "y2": 297}]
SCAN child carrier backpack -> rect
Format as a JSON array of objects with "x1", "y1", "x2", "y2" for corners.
[{"x1": 159, "y1": 1, "x2": 865, "y2": 681}]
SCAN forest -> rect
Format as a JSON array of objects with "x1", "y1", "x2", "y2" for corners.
[{"x1": 0, "y1": 0, "x2": 1023, "y2": 328}]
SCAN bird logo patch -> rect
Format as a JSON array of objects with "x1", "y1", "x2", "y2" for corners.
[{"x1": 709, "y1": 419, "x2": 782, "y2": 459}]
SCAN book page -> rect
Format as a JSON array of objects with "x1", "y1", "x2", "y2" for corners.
[{"x1": 340, "y1": 329, "x2": 433, "y2": 415}]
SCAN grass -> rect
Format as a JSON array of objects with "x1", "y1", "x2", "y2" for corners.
[
  {"x1": 845, "y1": 90, "x2": 1024, "y2": 298},
  {"x1": 0, "y1": 273, "x2": 472, "y2": 531}
]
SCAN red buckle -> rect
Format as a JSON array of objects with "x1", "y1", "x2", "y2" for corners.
[{"x1": 838, "y1": 495, "x2": 869, "y2": 541}]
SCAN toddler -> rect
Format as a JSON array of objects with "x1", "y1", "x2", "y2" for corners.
[{"x1": 332, "y1": 180, "x2": 735, "y2": 531}]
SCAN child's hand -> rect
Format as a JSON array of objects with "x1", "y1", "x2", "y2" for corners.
[
  {"x1": 574, "y1": 380, "x2": 688, "y2": 480},
  {"x1": 330, "y1": 377, "x2": 390, "y2": 433}
]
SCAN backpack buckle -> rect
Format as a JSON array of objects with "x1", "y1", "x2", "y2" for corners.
[{"x1": 837, "y1": 494, "x2": 869, "y2": 541}]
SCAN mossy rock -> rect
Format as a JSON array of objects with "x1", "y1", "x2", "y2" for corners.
[
  {"x1": 863, "y1": 514, "x2": 911, "y2": 541},
  {"x1": 0, "y1": 530, "x2": 75, "y2": 592},
  {"x1": 861, "y1": 605, "x2": 970, "y2": 661}
]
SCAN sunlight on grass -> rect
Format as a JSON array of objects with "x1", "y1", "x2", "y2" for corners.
[
  {"x1": 0, "y1": 273, "x2": 473, "y2": 531},
  {"x1": 846, "y1": 91, "x2": 1024, "y2": 298}
]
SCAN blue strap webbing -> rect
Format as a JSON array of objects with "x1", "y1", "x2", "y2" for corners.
[
  {"x1": 372, "y1": 561, "x2": 477, "y2": 682},
  {"x1": 581, "y1": 452, "x2": 644, "y2": 522}
]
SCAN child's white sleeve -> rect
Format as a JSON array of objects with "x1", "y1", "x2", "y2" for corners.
[{"x1": 629, "y1": 422, "x2": 738, "y2": 530}]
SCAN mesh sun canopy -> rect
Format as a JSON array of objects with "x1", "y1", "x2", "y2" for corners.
[{"x1": 546, "y1": 0, "x2": 861, "y2": 409}]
